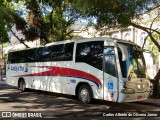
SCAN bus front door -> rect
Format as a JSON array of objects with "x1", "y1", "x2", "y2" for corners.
[{"x1": 103, "y1": 47, "x2": 118, "y2": 102}]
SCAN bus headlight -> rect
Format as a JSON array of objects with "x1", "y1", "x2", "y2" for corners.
[{"x1": 121, "y1": 88, "x2": 135, "y2": 94}]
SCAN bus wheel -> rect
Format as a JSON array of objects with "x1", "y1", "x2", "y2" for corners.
[
  {"x1": 78, "y1": 85, "x2": 92, "y2": 104},
  {"x1": 19, "y1": 80, "x2": 26, "y2": 92}
]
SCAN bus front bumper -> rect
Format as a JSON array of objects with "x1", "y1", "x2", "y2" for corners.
[{"x1": 117, "y1": 91, "x2": 150, "y2": 103}]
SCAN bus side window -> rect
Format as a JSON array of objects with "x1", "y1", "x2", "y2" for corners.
[
  {"x1": 63, "y1": 43, "x2": 74, "y2": 61},
  {"x1": 27, "y1": 48, "x2": 37, "y2": 62},
  {"x1": 104, "y1": 55, "x2": 117, "y2": 77},
  {"x1": 47, "y1": 43, "x2": 74, "y2": 61},
  {"x1": 11, "y1": 51, "x2": 23, "y2": 63},
  {"x1": 76, "y1": 41, "x2": 104, "y2": 70},
  {"x1": 7, "y1": 52, "x2": 12, "y2": 64},
  {"x1": 49, "y1": 44, "x2": 64, "y2": 61},
  {"x1": 118, "y1": 48, "x2": 127, "y2": 78},
  {"x1": 64, "y1": 43, "x2": 74, "y2": 55},
  {"x1": 103, "y1": 47, "x2": 117, "y2": 77},
  {"x1": 37, "y1": 47, "x2": 51, "y2": 62}
]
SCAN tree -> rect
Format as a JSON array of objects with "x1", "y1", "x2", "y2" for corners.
[
  {"x1": 0, "y1": 1, "x2": 12, "y2": 43},
  {"x1": 72, "y1": 0, "x2": 160, "y2": 98},
  {"x1": 0, "y1": 0, "x2": 36, "y2": 48},
  {"x1": 0, "y1": 0, "x2": 84, "y2": 46}
]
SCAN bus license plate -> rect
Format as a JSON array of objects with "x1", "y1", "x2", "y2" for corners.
[{"x1": 137, "y1": 96, "x2": 142, "y2": 99}]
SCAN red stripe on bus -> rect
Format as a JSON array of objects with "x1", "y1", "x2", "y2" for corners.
[{"x1": 20, "y1": 66, "x2": 102, "y2": 88}]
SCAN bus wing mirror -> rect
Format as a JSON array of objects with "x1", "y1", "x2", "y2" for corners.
[{"x1": 118, "y1": 44, "x2": 128, "y2": 61}]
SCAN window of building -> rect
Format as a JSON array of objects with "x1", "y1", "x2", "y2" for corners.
[
  {"x1": 113, "y1": 35, "x2": 118, "y2": 38},
  {"x1": 124, "y1": 33, "x2": 130, "y2": 41},
  {"x1": 140, "y1": 32, "x2": 147, "y2": 47}
]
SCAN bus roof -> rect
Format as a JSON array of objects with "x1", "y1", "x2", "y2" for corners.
[
  {"x1": 9, "y1": 37, "x2": 139, "y2": 53},
  {"x1": 46, "y1": 37, "x2": 137, "y2": 45}
]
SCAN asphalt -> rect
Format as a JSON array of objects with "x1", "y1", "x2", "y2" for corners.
[{"x1": 0, "y1": 79, "x2": 159, "y2": 107}]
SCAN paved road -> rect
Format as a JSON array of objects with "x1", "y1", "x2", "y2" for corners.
[{"x1": 0, "y1": 83, "x2": 160, "y2": 119}]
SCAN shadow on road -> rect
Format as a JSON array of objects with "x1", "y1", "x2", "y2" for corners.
[{"x1": 0, "y1": 84, "x2": 159, "y2": 118}]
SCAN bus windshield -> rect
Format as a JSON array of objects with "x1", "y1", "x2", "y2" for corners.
[{"x1": 118, "y1": 44, "x2": 146, "y2": 79}]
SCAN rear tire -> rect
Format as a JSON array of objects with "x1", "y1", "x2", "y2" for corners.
[
  {"x1": 78, "y1": 85, "x2": 92, "y2": 104},
  {"x1": 19, "y1": 80, "x2": 26, "y2": 92}
]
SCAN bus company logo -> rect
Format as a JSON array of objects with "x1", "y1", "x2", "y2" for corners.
[
  {"x1": 8, "y1": 66, "x2": 25, "y2": 72},
  {"x1": 137, "y1": 84, "x2": 145, "y2": 91}
]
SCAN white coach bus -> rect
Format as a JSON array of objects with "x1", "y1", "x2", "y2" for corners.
[{"x1": 6, "y1": 37, "x2": 151, "y2": 103}]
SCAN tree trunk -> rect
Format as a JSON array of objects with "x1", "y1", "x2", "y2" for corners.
[
  {"x1": 152, "y1": 69, "x2": 160, "y2": 98},
  {"x1": 11, "y1": 30, "x2": 30, "y2": 48}
]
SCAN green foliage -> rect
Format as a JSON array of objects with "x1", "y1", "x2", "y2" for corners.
[
  {"x1": 147, "y1": 33, "x2": 160, "y2": 62},
  {"x1": 1, "y1": 0, "x2": 160, "y2": 46},
  {"x1": 18, "y1": 0, "x2": 85, "y2": 42},
  {"x1": 72, "y1": 0, "x2": 154, "y2": 28},
  {"x1": 0, "y1": 1, "x2": 12, "y2": 43},
  {"x1": 40, "y1": 0, "x2": 83, "y2": 41},
  {"x1": 0, "y1": 0, "x2": 85, "y2": 45}
]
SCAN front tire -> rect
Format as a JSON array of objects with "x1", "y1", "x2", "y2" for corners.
[{"x1": 78, "y1": 85, "x2": 92, "y2": 104}]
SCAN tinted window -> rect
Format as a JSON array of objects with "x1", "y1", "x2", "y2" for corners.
[
  {"x1": 63, "y1": 42, "x2": 74, "y2": 61},
  {"x1": 8, "y1": 51, "x2": 22, "y2": 63},
  {"x1": 76, "y1": 41, "x2": 104, "y2": 70},
  {"x1": 104, "y1": 47, "x2": 117, "y2": 77},
  {"x1": 36, "y1": 42, "x2": 74, "y2": 62},
  {"x1": 25, "y1": 49, "x2": 37, "y2": 62},
  {"x1": 7, "y1": 52, "x2": 12, "y2": 63},
  {"x1": 8, "y1": 48, "x2": 37, "y2": 63},
  {"x1": 37, "y1": 46, "x2": 52, "y2": 62},
  {"x1": 48, "y1": 42, "x2": 74, "y2": 61},
  {"x1": 8, "y1": 43, "x2": 74, "y2": 63},
  {"x1": 118, "y1": 44, "x2": 146, "y2": 78},
  {"x1": 118, "y1": 47, "x2": 127, "y2": 78},
  {"x1": 49, "y1": 44, "x2": 64, "y2": 61}
]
